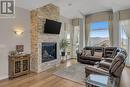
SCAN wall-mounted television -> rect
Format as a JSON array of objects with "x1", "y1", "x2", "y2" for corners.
[{"x1": 44, "y1": 19, "x2": 62, "y2": 34}]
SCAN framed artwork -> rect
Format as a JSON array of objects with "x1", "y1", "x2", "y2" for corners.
[{"x1": 16, "y1": 45, "x2": 24, "y2": 53}]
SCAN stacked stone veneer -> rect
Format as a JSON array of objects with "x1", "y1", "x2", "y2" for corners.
[{"x1": 31, "y1": 4, "x2": 60, "y2": 73}]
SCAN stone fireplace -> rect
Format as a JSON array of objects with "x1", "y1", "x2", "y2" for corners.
[
  {"x1": 31, "y1": 4, "x2": 60, "y2": 73},
  {"x1": 42, "y1": 42, "x2": 57, "y2": 63}
]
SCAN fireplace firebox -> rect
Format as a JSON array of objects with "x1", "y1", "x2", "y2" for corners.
[{"x1": 42, "y1": 42, "x2": 57, "y2": 63}]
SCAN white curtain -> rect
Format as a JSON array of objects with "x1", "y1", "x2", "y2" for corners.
[
  {"x1": 119, "y1": 9, "x2": 130, "y2": 66},
  {"x1": 108, "y1": 21, "x2": 113, "y2": 46},
  {"x1": 85, "y1": 24, "x2": 90, "y2": 46},
  {"x1": 120, "y1": 20, "x2": 130, "y2": 66},
  {"x1": 85, "y1": 11, "x2": 113, "y2": 46}
]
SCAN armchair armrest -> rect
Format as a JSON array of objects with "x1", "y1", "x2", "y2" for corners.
[
  {"x1": 99, "y1": 60, "x2": 111, "y2": 70},
  {"x1": 102, "y1": 58, "x2": 113, "y2": 62},
  {"x1": 85, "y1": 65, "x2": 109, "y2": 76}
]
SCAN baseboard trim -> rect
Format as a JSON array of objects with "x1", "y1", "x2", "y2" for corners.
[{"x1": 0, "y1": 74, "x2": 8, "y2": 80}]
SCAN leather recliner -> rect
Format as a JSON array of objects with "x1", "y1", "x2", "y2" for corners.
[
  {"x1": 85, "y1": 49, "x2": 127, "y2": 87},
  {"x1": 77, "y1": 47, "x2": 118, "y2": 65}
]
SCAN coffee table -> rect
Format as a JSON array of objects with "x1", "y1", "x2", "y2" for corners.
[{"x1": 84, "y1": 74, "x2": 116, "y2": 87}]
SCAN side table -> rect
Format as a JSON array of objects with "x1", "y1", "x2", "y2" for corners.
[{"x1": 84, "y1": 74, "x2": 116, "y2": 87}]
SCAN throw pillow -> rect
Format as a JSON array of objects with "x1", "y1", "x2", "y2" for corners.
[
  {"x1": 94, "y1": 52, "x2": 103, "y2": 58},
  {"x1": 81, "y1": 50, "x2": 91, "y2": 56}
]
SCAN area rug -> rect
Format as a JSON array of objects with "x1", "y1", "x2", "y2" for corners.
[{"x1": 53, "y1": 63, "x2": 86, "y2": 85}]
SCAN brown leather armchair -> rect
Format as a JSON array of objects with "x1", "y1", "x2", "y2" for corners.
[
  {"x1": 85, "y1": 50, "x2": 127, "y2": 87},
  {"x1": 99, "y1": 48, "x2": 127, "y2": 70}
]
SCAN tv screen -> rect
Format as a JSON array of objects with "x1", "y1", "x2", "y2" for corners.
[{"x1": 44, "y1": 19, "x2": 62, "y2": 34}]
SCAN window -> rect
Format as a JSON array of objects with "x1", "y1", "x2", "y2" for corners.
[
  {"x1": 120, "y1": 25, "x2": 128, "y2": 50},
  {"x1": 88, "y1": 22, "x2": 110, "y2": 47},
  {"x1": 120, "y1": 20, "x2": 129, "y2": 66}
]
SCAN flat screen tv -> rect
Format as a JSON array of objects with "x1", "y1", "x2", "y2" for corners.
[{"x1": 44, "y1": 19, "x2": 62, "y2": 34}]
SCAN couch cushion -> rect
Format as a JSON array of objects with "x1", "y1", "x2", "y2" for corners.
[
  {"x1": 81, "y1": 50, "x2": 91, "y2": 56},
  {"x1": 99, "y1": 60, "x2": 111, "y2": 69},
  {"x1": 78, "y1": 58, "x2": 96, "y2": 65},
  {"x1": 85, "y1": 65, "x2": 109, "y2": 76},
  {"x1": 80, "y1": 55, "x2": 102, "y2": 61},
  {"x1": 104, "y1": 47, "x2": 117, "y2": 58},
  {"x1": 94, "y1": 47, "x2": 104, "y2": 56},
  {"x1": 94, "y1": 52, "x2": 103, "y2": 58},
  {"x1": 84, "y1": 47, "x2": 94, "y2": 56},
  {"x1": 102, "y1": 58, "x2": 113, "y2": 63}
]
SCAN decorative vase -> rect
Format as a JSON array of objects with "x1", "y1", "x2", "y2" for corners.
[{"x1": 61, "y1": 51, "x2": 65, "y2": 56}]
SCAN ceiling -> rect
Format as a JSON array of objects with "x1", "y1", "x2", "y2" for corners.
[{"x1": 16, "y1": 0, "x2": 130, "y2": 19}]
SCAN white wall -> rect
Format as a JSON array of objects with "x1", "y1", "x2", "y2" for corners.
[{"x1": 0, "y1": 7, "x2": 31, "y2": 80}]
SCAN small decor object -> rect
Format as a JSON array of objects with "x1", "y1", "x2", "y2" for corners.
[
  {"x1": 59, "y1": 39, "x2": 69, "y2": 63},
  {"x1": 94, "y1": 52, "x2": 103, "y2": 58},
  {"x1": 9, "y1": 50, "x2": 17, "y2": 56},
  {"x1": 81, "y1": 50, "x2": 91, "y2": 56},
  {"x1": 16, "y1": 45, "x2": 24, "y2": 54}
]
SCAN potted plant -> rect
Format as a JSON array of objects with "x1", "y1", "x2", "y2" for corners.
[{"x1": 59, "y1": 39, "x2": 69, "y2": 56}]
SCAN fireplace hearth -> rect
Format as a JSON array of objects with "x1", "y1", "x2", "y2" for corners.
[{"x1": 42, "y1": 42, "x2": 57, "y2": 63}]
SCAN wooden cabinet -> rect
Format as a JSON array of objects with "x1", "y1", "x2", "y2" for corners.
[{"x1": 8, "y1": 54, "x2": 30, "y2": 79}]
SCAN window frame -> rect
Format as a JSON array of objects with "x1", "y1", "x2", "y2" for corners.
[{"x1": 88, "y1": 21, "x2": 110, "y2": 46}]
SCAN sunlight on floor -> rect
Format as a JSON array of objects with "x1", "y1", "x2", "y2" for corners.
[
  {"x1": 66, "y1": 59, "x2": 77, "y2": 67},
  {"x1": 120, "y1": 67, "x2": 130, "y2": 87}
]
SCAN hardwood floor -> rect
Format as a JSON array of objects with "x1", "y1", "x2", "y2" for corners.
[
  {"x1": 0, "y1": 59, "x2": 85, "y2": 87},
  {"x1": 120, "y1": 66, "x2": 130, "y2": 87},
  {"x1": 0, "y1": 59, "x2": 130, "y2": 87}
]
